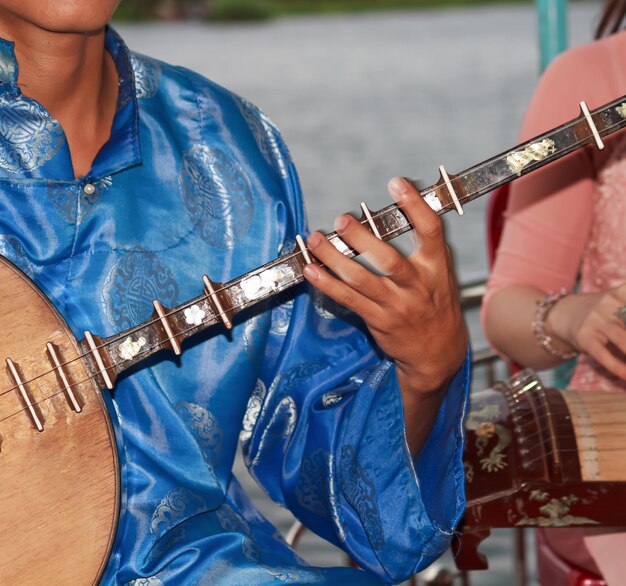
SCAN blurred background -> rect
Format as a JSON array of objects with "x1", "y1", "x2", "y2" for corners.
[
  {"x1": 114, "y1": 1, "x2": 604, "y2": 584},
  {"x1": 114, "y1": 0, "x2": 548, "y2": 21}
]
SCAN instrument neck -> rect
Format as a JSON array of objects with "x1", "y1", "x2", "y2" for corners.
[{"x1": 81, "y1": 95, "x2": 626, "y2": 388}]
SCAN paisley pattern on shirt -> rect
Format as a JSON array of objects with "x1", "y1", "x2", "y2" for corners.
[
  {"x1": 131, "y1": 53, "x2": 162, "y2": 100},
  {"x1": 150, "y1": 487, "x2": 207, "y2": 536},
  {"x1": 242, "y1": 537, "x2": 262, "y2": 563},
  {"x1": 128, "y1": 578, "x2": 165, "y2": 586},
  {"x1": 145, "y1": 523, "x2": 190, "y2": 569},
  {"x1": 340, "y1": 445, "x2": 384, "y2": 551},
  {"x1": 196, "y1": 560, "x2": 236, "y2": 585},
  {"x1": 216, "y1": 503, "x2": 252, "y2": 535},
  {"x1": 268, "y1": 396, "x2": 297, "y2": 438},
  {"x1": 0, "y1": 234, "x2": 36, "y2": 277},
  {"x1": 179, "y1": 145, "x2": 254, "y2": 249},
  {"x1": 269, "y1": 360, "x2": 329, "y2": 398},
  {"x1": 47, "y1": 183, "x2": 75, "y2": 221},
  {"x1": 47, "y1": 176, "x2": 112, "y2": 222},
  {"x1": 241, "y1": 378, "x2": 266, "y2": 461},
  {"x1": 296, "y1": 449, "x2": 331, "y2": 519},
  {"x1": 0, "y1": 96, "x2": 64, "y2": 173},
  {"x1": 175, "y1": 401, "x2": 224, "y2": 468},
  {"x1": 243, "y1": 314, "x2": 269, "y2": 360},
  {"x1": 269, "y1": 295, "x2": 293, "y2": 336},
  {"x1": 263, "y1": 531, "x2": 326, "y2": 584},
  {"x1": 0, "y1": 40, "x2": 16, "y2": 84},
  {"x1": 235, "y1": 97, "x2": 290, "y2": 180},
  {"x1": 102, "y1": 248, "x2": 179, "y2": 330},
  {"x1": 261, "y1": 565, "x2": 320, "y2": 583},
  {"x1": 115, "y1": 39, "x2": 136, "y2": 110}
]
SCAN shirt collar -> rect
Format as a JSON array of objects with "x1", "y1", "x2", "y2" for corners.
[
  {"x1": 93, "y1": 26, "x2": 142, "y2": 177},
  {"x1": 0, "y1": 26, "x2": 141, "y2": 178}
]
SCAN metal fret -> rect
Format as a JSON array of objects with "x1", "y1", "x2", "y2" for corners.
[
  {"x1": 203, "y1": 276, "x2": 233, "y2": 330},
  {"x1": 295, "y1": 234, "x2": 313, "y2": 264},
  {"x1": 579, "y1": 100, "x2": 604, "y2": 150},
  {"x1": 438, "y1": 165, "x2": 464, "y2": 216},
  {"x1": 6, "y1": 358, "x2": 44, "y2": 431},
  {"x1": 153, "y1": 300, "x2": 182, "y2": 355},
  {"x1": 83, "y1": 331, "x2": 114, "y2": 390},
  {"x1": 46, "y1": 342, "x2": 82, "y2": 413},
  {"x1": 360, "y1": 202, "x2": 382, "y2": 239}
]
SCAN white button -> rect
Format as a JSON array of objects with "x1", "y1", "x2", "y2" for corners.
[{"x1": 83, "y1": 183, "x2": 96, "y2": 195}]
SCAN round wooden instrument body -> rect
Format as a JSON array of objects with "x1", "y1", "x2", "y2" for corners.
[{"x1": 0, "y1": 257, "x2": 118, "y2": 584}]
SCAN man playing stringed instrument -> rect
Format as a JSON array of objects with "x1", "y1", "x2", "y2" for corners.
[{"x1": 0, "y1": 1, "x2": 470, "y2": 584}]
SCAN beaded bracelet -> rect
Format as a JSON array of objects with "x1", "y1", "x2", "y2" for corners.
[{"x1": 532, "y1": 288, "x2": 579, "y2": 360}]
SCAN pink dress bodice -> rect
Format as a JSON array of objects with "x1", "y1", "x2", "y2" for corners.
[{"x1": 572, "y1": 136, "x2": 626, "y2": 391}]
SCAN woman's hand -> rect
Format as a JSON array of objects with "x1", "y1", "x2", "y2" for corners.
[
  {"x1": 547, "y1": 283, "x2": 626, "y2": 379},
  {"x1": 302, "y1": 177, "x2": 468, "y2": 452}
]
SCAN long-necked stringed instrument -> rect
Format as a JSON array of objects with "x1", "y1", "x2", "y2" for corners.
[{"x1": 2, "y1": 97, "x2": 626, "y2": 584}]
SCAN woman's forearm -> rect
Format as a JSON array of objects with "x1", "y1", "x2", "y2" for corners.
[{"x1": 484, "y1": 284, "x2": 578, "y2": 369}]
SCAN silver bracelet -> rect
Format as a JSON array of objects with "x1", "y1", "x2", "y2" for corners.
[{"x1": 532, "y1": 288, "x2": 578, "y2": 360}]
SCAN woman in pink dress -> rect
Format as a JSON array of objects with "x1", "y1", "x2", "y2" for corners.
[{"x1": 482, "y1": 1, "x2": 626, "y2": 583}]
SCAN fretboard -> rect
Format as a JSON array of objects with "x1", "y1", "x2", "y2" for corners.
[{"x1": 81, "y1": 96, "x2": 626, "y2": 389}]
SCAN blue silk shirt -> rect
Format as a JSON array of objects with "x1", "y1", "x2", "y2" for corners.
[{"x1": 0, "y1": 27, "x2": 469, "y2": 586}]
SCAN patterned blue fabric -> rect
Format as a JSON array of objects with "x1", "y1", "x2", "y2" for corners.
[{"x1": 0, "y1": 27, "x2": 470, "y2": 586}]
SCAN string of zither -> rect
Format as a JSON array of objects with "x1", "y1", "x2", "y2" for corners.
[
  {"x1": 500, "y1": 384, "x2": 584, "y2": 452},
  {"x1": 502, "y1": 383, "x2": 608, "y2": 448},
  {"x1": 473, "y1": 384, "x2": 568, "y2": 461},
  {"x1": 482, "y1": 382, "x2": 626, "y2": 467},
  {"x1": 507, "y1": 390, "x2": 626, "y2": 467},
  {"x1": 0, "y1": 115, "x2": 624, "y2": 423},
  {"x1": 523, "y1": 445, "x2": 626, "y2": 470}
]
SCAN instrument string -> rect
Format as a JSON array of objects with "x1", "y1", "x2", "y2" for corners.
[
  {"x1": 515, "y1": 413, "x2": 626, "y2": 458},
  {"x1": 469, "y1": 416, "x2": 626, "y2": 474},
  {"x1": 506, "y1": 401, "x2": 624, "y2": 440},
  {"x1": 523, "y1": 445, "x2": 626, "y2": 470},
  {"x1": 0, "y1": 120, "x2": 623, "y2": 424},
  {"x1": 509, "y1": 383, "x2": 626, "y2": 433},
  {"x1": 504, "y1": 389, "x2": 566, "y2": 445}
]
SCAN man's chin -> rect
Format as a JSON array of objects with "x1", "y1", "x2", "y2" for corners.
[{"x1": 0, "y1": 2, "x2": 119, "y2": 36}]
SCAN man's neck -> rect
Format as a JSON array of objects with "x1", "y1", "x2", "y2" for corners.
[{"x1": 0, "y1": 15, "x2": 118, "y2": 177}]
